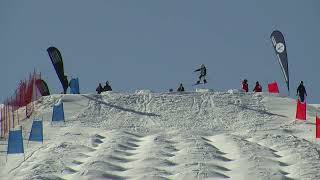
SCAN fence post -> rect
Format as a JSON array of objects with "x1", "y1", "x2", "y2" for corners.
[{"x1": 0, "y1": 107, "x2": 2, "y2": 138}]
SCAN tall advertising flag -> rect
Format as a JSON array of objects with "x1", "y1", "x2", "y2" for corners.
[
  {"x1": 36, "y1": 79, "x2": 50, "y2": 96},
  {"x1": 270, "y1": 30, "x2": 289, "y2": 92},
  {"x1": 47, "y1": 47, "x2": 67, "y2": 91}
]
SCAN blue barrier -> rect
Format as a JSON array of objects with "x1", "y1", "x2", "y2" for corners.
[
  {"x1": 52, "y1": 102, "x2": 65, "y2": 122},
  {"x1": 69, "y1": 78, "x2": 80, "y2": 94},
  {"x1": 29, "y1": 120, "x2": 43, "y2": 142},
  {"x1": 7, "y1": 127, "x2": 24, "y2": 154}
]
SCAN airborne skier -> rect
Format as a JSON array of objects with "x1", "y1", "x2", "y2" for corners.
[{"x1": 194, "y1": 64, "x2": 207, "y2": 84}]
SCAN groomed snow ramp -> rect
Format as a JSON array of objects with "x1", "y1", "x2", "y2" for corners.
[{"x1": 1, "y1": 91, "x2": 320, "y2": 180}]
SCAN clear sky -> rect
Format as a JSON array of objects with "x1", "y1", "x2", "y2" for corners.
[{"x1": 1, "y1": 0, "x2": 320, "y2": 103}]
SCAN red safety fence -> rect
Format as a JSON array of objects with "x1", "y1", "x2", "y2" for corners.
[
  {"x1": 296, "y1": 99, "x2": 307, "y2": 121},
  {"x1": 316, "y1": 115, "x2": 320, "y2": 139},
  {"x1": 0, "y1": 71, "x2": 42, "y2": 138}
]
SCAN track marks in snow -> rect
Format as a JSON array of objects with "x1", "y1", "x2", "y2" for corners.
[
  {"x1": 79, "y1": 170, "x2": 125, "y2": 180},
  {"x1": 60, "y1": 133, "x2": 107, "y2": 179},
  {"x1": 80, "y1": 92, "x2": 270, "y2": 132},
  {"x1": 88, "y1": 133, "x2": 106, "y2": 151},
  {"x1": 136, "y1": 93, "x2": 153, "y2": 113},
  {"x1": 207, "y1": 134, "x2": 293, "y2": 180},
  {"x1": 122, "y1": 132, "x2": 178, "y2": 178},
  {"x1": 191, "y1": 94, "x2": 210, "y2": 116},
  {"x1": 203, "y1": 134, "x2": 289, "y2": 179},
  {"x1": 247, "y1": 134, "x2": 320, "y2": 180},
  {"x1": 167, "y1": 134, "x2": 232, "y2": 179},
  {"x1": 71, "y1": 160, "x2": 83, "y2": 166},
  {"x1": 7, "y1": 93, "x2": 320, "y2": 180},
  {"x1": 62, "y1": 167, "x2": 78, "y2": 175},
  {"x1": 63, "y1": 131, "x2": 179, "y2": 179}
]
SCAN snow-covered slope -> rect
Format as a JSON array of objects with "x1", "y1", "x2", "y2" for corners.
[{"x1": 1, "y1": 91, "x2": 320, "y2": 180}]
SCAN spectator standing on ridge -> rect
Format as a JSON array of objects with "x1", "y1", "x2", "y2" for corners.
[
  {"x1": 253, "y1": 81, "x2": 262, "y2": 92},
  {"x1": 296, "y1": 81, "x2": 307, "y2": 102},
  {"x1": 242, "y1": 79, "x2": 249, "y2": 92},
  {"x1": 96, "y1": 83, "x2": 103, "y2": 94},
  {"x1": 194, "y1": 64, "x2": 207, "y2": 84},
  {"x1": 103, "y1": 81, "x2": 112, "y2": 91},
  {"x1": 177, "y1": 83, "x2": 185, "y2": 92}
]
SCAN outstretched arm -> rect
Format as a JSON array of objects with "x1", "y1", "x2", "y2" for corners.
[{"x1": 305, "y1": 88, "x2": 307, "y2": 96}]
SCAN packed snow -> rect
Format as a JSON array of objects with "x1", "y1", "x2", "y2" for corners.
[{"x1": 1, "y1": 90, "x2": 320, "y2": 180}]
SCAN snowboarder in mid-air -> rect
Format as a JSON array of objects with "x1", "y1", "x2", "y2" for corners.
[{"x1": 194, "y1": 64, "x2": 207, "y2": 84}]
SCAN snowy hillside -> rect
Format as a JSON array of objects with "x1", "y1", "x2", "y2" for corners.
[{"x1": 1, "y1": 91, "x2": 320, "y2": 180}]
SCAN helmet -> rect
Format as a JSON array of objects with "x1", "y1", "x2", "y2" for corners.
[{"x1": 200, "y1": 64, "x2": 205, "y2": 68}]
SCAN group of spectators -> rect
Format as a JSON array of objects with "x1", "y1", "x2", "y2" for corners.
[
  {"x1": 96, "y1": 81, "x2": 112, "y2": 94},
  {"x1": 242, "y1": 79, "x2": 307, "y2": 102},
  {"x1": 95, "y1": 76, "x2": 307, "y2": 103},
  {"x1": 241, "y1": 79, "x2": 262, "y2": 93}
]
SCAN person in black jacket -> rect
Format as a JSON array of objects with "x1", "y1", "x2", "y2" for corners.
[
  {"x1": 103, "y1": 81, "x2": 112, "y2": 91},
  {"x1": 177, "y1": 83, "x2": 185, "y2": 92},
  {"x1": 194, "y1": 64, "x2": 207, "y2": 84},
  {"x1": 96, "y1": 83, "x2": 103, "y2": 94},
  {"x1": 296, "y1": 81, "x2": 307, "y2": 102}
]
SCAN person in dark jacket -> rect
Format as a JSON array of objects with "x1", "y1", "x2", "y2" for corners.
[
  {"x1": 242, "y1": 79, "x2": 249, "y2": 92},
  {"x1": 103, "y1": 81, "x2": 112, "y2": 91},
  {"x1": 296, "y1": 81, "x2": 307, "y2": 102},
  {"x1": 194, "y1": 64, "x2": 207, "y2": 84},
  {"x1": 177, "y1": 83, "x2": 185, "y2": 92},
  {"x1": 96, "y1": 83, "x2": 103, "y2": 94},
  {"x1": 253, "y1": 81, "x2": 262, "y2": 92}
]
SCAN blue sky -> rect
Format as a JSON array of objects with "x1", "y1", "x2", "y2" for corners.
[{"x1": 1, "y1": 0, "x2": 320, "y2": 102}]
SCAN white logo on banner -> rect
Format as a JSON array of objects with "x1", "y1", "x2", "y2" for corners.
[{"x1": 276, "y1": 43, "x2": 285, "y2": 53}]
